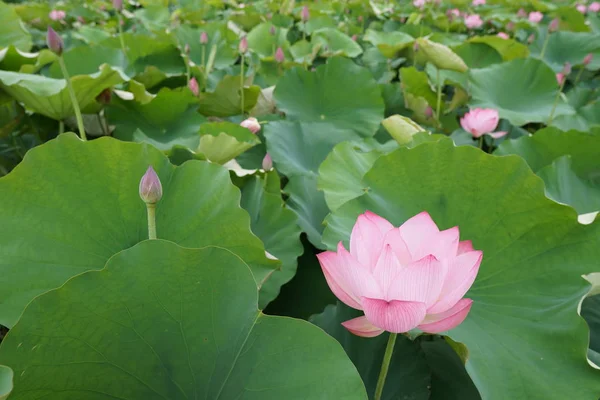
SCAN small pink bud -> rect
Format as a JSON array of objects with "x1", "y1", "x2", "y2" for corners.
[
  {"x1": 496, "y1": 32, "x2": 509, "y2": 39},
  {"x1": 556, "y1": 72, "x2": 565, "y2": 85},
  {"x1": 139, "y1": 166, "x2": 163, "y2": 204},
  {"x1": 270, "y1": 26, "x2": 276, "y2": 35},
  {"x1": 424, "y1": 106, "x2": 433, "y2": 119},
  {"x1": 351, "y1": 34, "x2": 358, "y2": 41},
  {"x1": 275, "y1": 47, "x2": 285, "y2": 63},
  {"x1": 413, "y1": 41, "x2": 419, "y2": 52},
  {"x1": 267, "y1": 12, "x2": 273, "y2": 20},
  {"x1": 46, "y1": 26, "x2": 63, "y2": 56},
  {"x1": 113, "y1": 0, "x2": 123, "y2": 11},
  {"x1": 584, "y1": 53, "x2": 593, "y2": 65},
  {"x1": 506, "y1": 21, "x2": 515, "y2": 31},
  {"x1": 239, "y1": 36, "x2": 248, "y2": 54},
  {"x1": 563, "y1": 62, "x2": 572, "y2": 75},
  {"x1": 528, "y1": 11, "x2": 543, "y2": 23},
  {"x1": 577, "y1": 4, "x2": 587, "y2": 14},
  {"x1": 357, "y1": 15, "x2": 363, "y2": 23},
  {"x1": 240, "y1": 117, "x2": 261, "y2": 134},
  {"x1": 188, "y1": 77, "x2": 199, "y2": 96},
  {"x1": 472, "y1": 0, "x2": 486, "y2": 6},
  {"x1": 464, "y1": 14, "x2": 484, "y2": 29},
  {"x1": 301, "y1": 5, "x2": 310, "y2": 22},
  {"x1": 517, "y1": 8, "x2": 527, "y2": 18},
  {"x1": 200, "y1": 31, "x2": 208, "y2": 44},
  {"x1": 262, "y1": 153, "x2": 273, "y2": 170},
  {"x1": 549, "y1": 18, "x2": 560, "y2": 32}
]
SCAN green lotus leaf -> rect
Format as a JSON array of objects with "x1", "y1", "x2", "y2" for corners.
[
  {"x1": 415, "y1": 37, "x2": 468, "y2": 72},
  {"x1": 0, "y1": 2, "x2": 31, "y2": 51},
  {"x1": 0, "y1": 240, "x2": 366, "y2": 400},
  {"x1": 239, "y1": 171, "x2": 303, "y2": 305},
  {"x1": 382, "y1": 114, "x2": 425, "y2": 145},
  {"x1": 48, "y1": 45, "x2": 128, "y2": 78},
  {"x1": 364, "y1": 29, "x2": 414, "y2": 58},
  {"x1": 581, "y1": 274, "x2": 600, "y2": 358},
  {"x1": 0, "y1": 64, "x2": 128, "y2": 121},
  {"x1": 289, "y1": 39, "x2": 318, "y2": 64},
  {"x1": 198, "y1": 75, "x2": 261, "y2": 117},
  {"x1": 0, "y1": 133, "x2": 278, "y2": 327},
  {"x1": 197, "y1": 121, "x2": 260, "y2": 164},
  {"x1": 322, "y1": 139, "x2": 600, "y2": 399},
  {"x1": 73, "y1": 25, "x2": 112, "y2": 45},
  {"x1": 0, "y1": 46, "x2": 38, "y2": 72},
  {"x1": 305, "y1": 15, "x2": 336, "y2": 34},
  {"x1": 468, "y1": 58, "x2": 574, "y2": 126},
  {"x1": 0, "y1": 365, "x2": 11, "y2": 400},
  {"x1": 551, "y1": 87, "x2": 600, "y2": 131},
  {"x1": 134, "y1": 4, "x2": 171, "y2": 31},
  {"x1": 400, "y1": 66, "x2": 438, "y2": 109},
  {"x1": 468, "y1": 36, "x2": 530, "y2": 61},
  {"x1": 274, "y1": 57, "x2": 384, "y2": 136},
  {"x1": 531, "y1": 31, "x2": 600, "y2": 72},
  {"x1": 312, "y1": 28, "x2": 363, "y2": 58},
  {"x1": 246, "y1": 22, "x2": 290, "y2": 58},
  {"x1": 174, "y1": 22, "x2": 238, "y2": 69},
  {"x1": 453, "y1": 42, "x2": 503, "y2": 69}
]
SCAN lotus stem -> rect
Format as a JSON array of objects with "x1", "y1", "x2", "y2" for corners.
[
  {"x1": 185, "y1": 54, "x2": 191, "y2": 84},
  {"x1": 146, "y1": 203, "x2": 157, "y2": 240},
  {"x1": 436, "y1": 68, "x2": 442, "y2": 121},
  {"x1": 548, "y1": 80, "x2": 566, "y2": 125},
  {"x1": 59, "y1": 120, "x2": 64, "y2": 134},
  {"x1": 539, "y1": 33, "x2": 550, "y2": 60},
  {"x1": 116, "y1": 14, "x2": 127, "y2": 57},
  {"x1": 574, "y1": 67, "x2": 585, "y2": 86},
  {"x1": 374, "y1": 333, "x2": 397, "y2": 400},
  {"x1": 57, "y1": 56, "x2": 87, "y2": 141},
  {"x1": 479, "y1": 136, "x2": 484, "y2": 149},
  {"x1": 240, "y1": 54, "x2": 245, "y2": 115}
]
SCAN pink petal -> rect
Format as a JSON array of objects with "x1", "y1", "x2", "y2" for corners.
[
  {"x1": 350, "y1": 212, "x2": 392, "y2": 268},
  {"x1": 419, "y1": 298, "x2": 473, "y2": 333},
  {"x1": 386, "y1": 255, "x2": 447, "y2": 306},
  {"x1": 412, "y1": 226, "x2": 460, "y2": 261},
  {"x1": 488, "y1": 131, "x2": 508, "y2": 139},
  {"x1": 457, "y1": 240, "x2": 474, "y2": 255},
  {"x1": 363, "y1": 211, "x2": 395, "y2": 233},
  {"x1": 427, "y1": 250, "x2": 482, "y2": 314},
  {"x1": 318, "y1": 250, "x2": 362, "y2": 309},
  {"x1": 460, "y1": 116, "x2": 472, "y2": 133},
  {"x1": 372, "y1": 245, "x2": 402, "y2": 295},
  {"x1": 398, "y1": 211, "x2": 440, "y2": 256},
  {"x1": 338, "y1": 243, "x2": 383, "y2": 300},
  {"x1": 382, "y1": 228, "x2": 412, "y2": 265},
  {"x1": 362, "y1": 297, "x2": 427, "y2": 333},
  {"x1": 341, "y1": 316, "x2": 385, "y2": 337}
]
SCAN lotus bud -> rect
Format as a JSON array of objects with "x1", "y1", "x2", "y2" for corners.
[
  {"x1": 96, "y1": 88, "x2": 112, "y2": 105},
  {"x1": 584, "y1": 53, "x2": 593, "y2": 66},
  {"x1": 424, "y1": 106, "x2": 433, "y2": 119},
  {"x1": 563, "y1": 62, "x2": 572, "y2": 75},
  {"x1": 113, "y1": 0, "x2": 123, "y2": 11},
  {"x1": 239, "y1": 36, "x2": 248, "y2": 54},
  {"x1": 240, "y1": 117, "x2": 261, "y2": 134},
  {"x1": 357, "y1": 15, "x2": 363, "y2": 23},
  {"x1": 262, "y1": 153, "x2": 273, "y2": 171},
  {"x1": 46, "y1": 26, "x2": 63, "y2": 56},
  {"x1": 506, "y1": 21, "x2": 515, "y2": 31},
  {"x1": 275, "y1": 47, "x2": 285, "y2": 63},
  {"x1": 351, "y1": 34, "x2": 358, "y2": 41},
  {"x1": 270, "y1": 26, "x2": 276, "y2": 35},
  {"x1": 527, "y1": 33, "x2": 535, "y2": 44},
  {"x1": 497, "y1": 32, "x2": 509, "y2": 39},
  {"x1": 184, "y1": 43, "x2": 190, "y2": 55},
  {"x1": 556, "y1": 72, "x2": 565, "y2": 85},
  {"x1": 139, "y1": 166, "x2": 163, "y2": 204},
  {"x1": 77, "y1": 16, "x2": 85, "y2": 24},
  {"x1": 188, "y1": 77, "x2": 200, "y2": 96},
  {"x1": 200, "y1": 31, "x2": 208, "y2": 44},
  {"x1": 267, "y1": 12, "x2": 273, "y2": 20},
  {"x1": 301, "y1": 6, "x2": 310, "y2": 22},
  {"x1": 517, "y1": 8, "x2": 527, "y2": 18},
  {"x1": 413, "y1": 41, "x2": 419, "y2": 52},
  {"x1": 549, "y1": 18, "x2": 560, "y2": 32}
]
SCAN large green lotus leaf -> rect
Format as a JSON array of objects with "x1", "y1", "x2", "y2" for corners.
[
  {"x1": 246, "y1": 22, "x2": 290, "y2": 58},
  {"x1": 0, "y1": 240, "x2": 367, "y2": 400},
  {"x1": 0, "y1": 365, "x2": 11, "y2": 400},
  {"x1": 468, "y1": 58, "x2": 574, "y2": 126},
  {"x1": 134, "y1": 5, "x2": 171, "y2": 31},
  {"x1": 312, "y1": 28, "x2": 363, "y2": 58},
  {"x1": 48, "y1": 45, "x2": 128, "y2": 78},
  {"x1": 468, "y1": 36, "x2": 529, "y2": 61},
  {"x1": 551, "y1": 87, "x2": 600, "y2": 131},
  {"x1": 531, "y1": 31, "x2": 600, "y2": 72},
  {"x1": 453, "y1": 43, "x2": 503, "y2": 69},
  {"x1": 0, "y1": 134, "x2": 278, "y2": 328},
  {"x1": 198, "y1": 75, "x2": 261, "y2": 117},
  {"x1": 304, "y1": 15, "x2": 336, "y2": 34},
  {"x1": 363, "y1": 29, "x2": 414, "y2": 58},
  {"x1": 0, "y1": 2, "x2": 31, "y2": 51},
  {"x1": 73, "y1": 25, "x2": 112, "y2": 45},
  {"x1": 274, "y1": 57, "x2": 384, "y2": 136},
  {"x1": 197, "y1": 122, "x2": 260, "y2": 164},
  {"x1": 0, "y1": 64, "x2": 128, "y2": 121},
  {"x1": 415, "y1": 37, "x2": 468, "y2": 73},
  {"x1": 107, "y1": 87, "x2": 206, "y2": 151},
  {"x1": 174, "y1": 22, "x2": 237, "y2": 69},
  {"x1": 239, "y1": 171, "x2": 303, "y2": 305},
  {"x1": 0, "y1": 46, "x2": 38, "y2": 72},
  {"x1": 400, "y1": 66, "x2": 438, "y2": 108},
  {"x1": 322, "y1": 139, "x2": 600, "y2": 399},
  {"x1": 311, "y1": 303, "x2": 481, "y2": 400}
]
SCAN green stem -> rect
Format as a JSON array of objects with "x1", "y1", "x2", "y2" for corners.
[
  {"x1": 435, "y1": 68, "x2": 442, "y2": 121},
  {"x1": 374, "y1": 333, "x2": 397, "y2": 400},
  {"x1": 58, "y1": 56, "x2": 87, "y2": 141},
  {"x1": 548, "y1": 81, "x2": 565, "y2": 125},
  {"x1": 117, "y1": 14, "x2": 127, "y2": 57},
  {"x1": 59, "y1": 120, "x2": 64, "y2": 135},
  {"x1": 146, "y1": 203, "x2": 157, "y2": 240},
  {"x1": 574, "y1": 67, "x2": 584, "y2": 86},
  {"x1": 184, "y1": 54, "x2": 191, "y2": 84},
  {"x1": 539, "y1": 33, "x2": 550, "y2": 60},
  {"x1": 201, "y1": 46, "x2": 206, "y2": 70},
  {"x1": 240, "y1": 54, "x2": 245, "y2": 115},
  {"x1": 478, "y1": 136, "x2": 484, "y2": 149}
]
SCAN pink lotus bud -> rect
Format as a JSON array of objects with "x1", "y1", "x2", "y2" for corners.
[
  {"x1": 351, "y1": 34, "x2": 358, "y2": 41},
  {"x1": 413, "y1": 0, "x2": 426, "y2": 8},
  {"x1": 527, "y1": 33, "x2": 535, "y2": 44},
  {"x1": 262, "y1": 153, "x2": 273, "y2": 170},
  {"x1": 424, "y1": 106, "x2": 433, "y2": 119},
  {"x1": 316, "y1": 211, "x2": 482, "y2": 336},
  {"x1": 239, "y1": 36, "x2": 248, "y2": 53},
  {"x1": 460, "y1": 108, "x2": 507, "y2": 139},
  {"x1": 590, "y1": 2, "x2": 600, "y2": 12},
  {"x1": 584, "y1": 53, "x2": 593, "y2": 65},
  {"x1": 113, "y1": 0, "x2": 123, "y2": 11},
  {"x1": 517, "y1": 8, "x2": 527, "y2": 18},
  {"x1": 188, "y1": 77, "x2": 199, "y2": 96},
  {"x1": 506, "y1": 21, "x2": 515, "y2": 31},
  {"x1": 275, "y1": 47, "x2": 285, "y2": 63},
  {"x1": 96, "y1": 89, "x2": 112, "y2": 105},
  {"x1": 46, "y1": 26, "x2": 63, "y2": 56},
  {"x1": 184, "y1": 43, "x2": 190, "y2": 55},
  {"x1": 556, "y1": 72, "x2": 565, "y2": 85},
  {"x1": 563, "y1": 62, "x2": 572, "y2": 75},
  {"x1": 301, "y1": 6, "x2": 310, "y2": 22},
  {"x1": 548, "y1": 18, "x2": 560, "y2": 32},
  {"x1": 270, "y1": 26, "x2": 276, "y2": 35},
  {"x1": 472, "y1": 0, "x2": 486, "y2": 5},
  {"x1": 200, "y1": 31, "x2": 208, "y2": 44},
  {"x1": 49, "y1": 10, "x2": 66, "y2": 21},
  {"x1": 464, "y1": 14, "x2": 483, "y2": 29},
  {"x1": 577, "y1": 4, "x2": 587, "y2": 14},
  {"x1": 240, "y1": 117, "x2": 260, "y2": 134},
  {"x1": 139, "y1": 166, "x2": 163, "y2": 204},
  {"x1": 528, "y1": 11, "x2": 543, "y2": 23},
  {"x1": 496, "y1": 32, "x2": 509, "y2": 39},
  {"x1": 357, "y1": 15, "x2": 363, "y2": 23}
]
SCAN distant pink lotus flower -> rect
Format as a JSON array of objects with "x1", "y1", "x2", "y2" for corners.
[
  {"x1": 528, "y1": 11, "x2": 543, "y2": 23},
  {"x1": 460, "y1": 108, "x2": 507, "y2": 138},
  {"x1": 556, "y1": 72, "x2": 565, "y2": 85},
  {"x1": 351, "y1": 34, "x2": 358, "y2": 41},
  {"x1": 584, "y1": 53, "x2": 593, "y2": 65},
  {"x1": 590, "y1": 2, "x2": 600, "y2": 12},
  {"x1": 188, "y1": 77, "x2": 199, "y2": 96},
  {"x1": 317, "y1": 211, "x2": 482, "y2": 336},
  {"x1": 472, "y1": 0, "x2": 486, "y2": 6},
  {"x1": 465, "y1": 14, "x2": 483, "y2": 29},
  {"x1": 240, "y1": 117, "x2": 261, "y2": 134},
  {"x1": 577, "y1": 4, "x2": 587, "y2": 13},
  {"x1": 49, "y1": 10, "x2": 66, "y2": 21},
  {"x1": 449, "y1": 8, "x2": 461, "y2": 17},
  {"x1": 497, "y1": 32, "x2": 509, "y2": 39},
  {"x1": 275, "y1": 47, "x2": 285, "y2": 63},
  {"x1": 517, "y1": 8, "x2": 527, "y2": 18},
  {"x1": 413, "y1": 0, "x2": 426, "y2": 8},
  {"x1": 506, "y1": 21, "x2": 515, "y2": 31}
]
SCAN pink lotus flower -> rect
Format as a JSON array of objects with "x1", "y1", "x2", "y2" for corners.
[
  {"x1": 472, "y1": 0, "x2": 486, "y2": 5},
  {"x1": 188, "y1": 77, "x2": 199, "y2": 96},
  {"x1": 49, "y1": 10, "x2": 66, "y2": 21},
  {"x1": 590, "y1": 2, "x2": 600, "y2": 12},
  {"x1": 497, "y1": 32, "x2": 509, "y2": 39},
  {"x1": 528, "y1": 11, "x2": 543, "y2": 23},
  {"x1": 113, "y1": 0, "x2": 123, "y2": 11},
  {"x1": 556, "y1": 72, "x2": 565, "y2": 85},
  {"x1": 275, "y1": 47, "x2": 285, "y2": 63},
  {"x1": 577, "y1": 4, "x2": 587, "y2": 13},
  {"x1": 449, "y1": 8, "x2": 461, "y2": 17},
  {"x1": 240, "y1": 117, "x2": 261, "y2": 134},
  {"x1": 413, "y1": 0, "x2": 426, "y2": 8},
  {"x1": 317, "y1": 211, "x2": 482, "y2": 336},
  {"x1": 460, "y1": 108, "x2": 507, "y2": 139},
  {"x1": 464, "y1": 14, "x2": 483, "y2": 29}
]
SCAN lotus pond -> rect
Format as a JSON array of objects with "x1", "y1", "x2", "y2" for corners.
[{"x1": 1, "y1": 0, "x2": 600, "y2": 399}]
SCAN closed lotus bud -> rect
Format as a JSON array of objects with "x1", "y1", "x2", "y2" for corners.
[
  {"x1": 270, "y1": 26, "x2": 276, "y2": 35},
  {"x1": 527, "y1": 33, "x2": 535, "y2": 44},
  {"x1": 517, "y1": 8, "x2": 527, "y2": 18},
  {"x1": 275, "y1": 47, "x2": 285, "y2": 63},
  {"x1": 301, "y1": 5, "x2": 310, "y2": 22},
  {"x1": 139, "y1": 166, "x2": 163, "y2": 204},
  {"x1": 584, "y1": 53, "x2": 593, "y2": 65},
  {"x1": 556, "y1": 72, "x2": 565, "y2": 85},
  {"x1": 96, "y1": 88, "x2": 112, "y2": 105},
  {"x1": 563, "y1": 62, "x2": 572, "y2": 75},
  {"x1": 188, "y1": 77, "x2": 199, "y2": 96},
  {"x1": 267, "y1": 12, "x2": 273, "y2": 20},
  {"x1": 200, "y1": 31, "x2": 208, "y2": 44},
  {"x1": 424, "y1": 106, "x2": 433, "y2": 119},
  {"x1": 240, "y1": 117, "x2": 261, "y2": 134},
  {"x1": 184, "y1": 43, "x2": 190, "y2": 55},
  {"x1": 239, "y1": 36, "x2": 248, "y2": 53},
  {"x1": 549, "y1": 18, "x2": 560, "y2": 32},
  {"x1": 506, "y1": 21, "x2": 515, "y2": 31},
  {"x1": 46, "y1": 26, "x2": 63, "y2": 56},
  {"x1": 351, "y1": 34, "x2": 358, "y2": 41},
  {"x1": 262, "y1": 153, "x2": 273, "y2": 171},
  {"x1": 113, "y1": 0, "x2": 123, "y2": 11}
]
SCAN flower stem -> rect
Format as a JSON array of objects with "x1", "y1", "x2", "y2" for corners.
[
  {"x1": 374, "y1": 333, "x2": 397, "y2": 400},
  {"x1": 116, "y1": 14, "x2": 127, "y2": 57},
  {"x1": 58, "y1": 56, "x2": 87, "y2": 141},
  {"x1": 184, "y1": 54, "x2": 191, "y2": 84},
  {"x1": 146, "y1": 203, "x2": 157, "y2": 240},
  {"x1": 574, "y1": 67, "x2": 584, "y2": 86},
  {"x1": 240, "y1": 54, "x2": 245, "y2": 115},
  {"x1": 435, "y1": 68, "x2": 442, "y2": 121},
  {"x1": 59, "y1": 120, "x2": 64, "y2": 134},
  {"x1": 548, "y1": 80, "x2": 565, "y2": 125},
  {"x1": 539, "y1": 33, "x2": 550, "y2": 60},
  {"x1": 478, "y1": 136, "x2": 484, "y2": 149}
]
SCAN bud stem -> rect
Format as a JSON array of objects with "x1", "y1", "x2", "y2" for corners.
[
  {"x1": 146, "y1": 203, "x2": 157, "y2": 240},
  {"x1": 435, "y1": 68, "x2": 442, "y2": 121},
  {"x1": 574, "y1": 67, "x2": 585, "y2": 86},
  {"x1": 548, "y1": 79, "x2": 565, "y2": 125},
  {"x1": 57, "y1": 56, "x2": 87, "y2": 141},
  {"x1": 59, "y1": 120, "x2": 64, "y2": 134},
  {"x1": 117, "y1": 14, "x2": 127, "y2": 56},
  {"x1": 240, "y1": 54, "x2": 245, "y2": 115},
  {"x1": 374, "y1": 333, "x2": 397, "y2": 400},
  {"x1": 539, "y1": 33, "x2": 550, "y2": 60}
]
